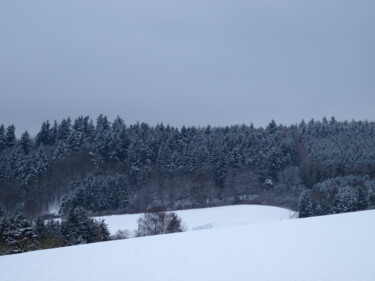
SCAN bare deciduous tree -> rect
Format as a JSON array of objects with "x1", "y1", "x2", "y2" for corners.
[{"x1": 136, "y1": 211, "x2": 184, "y2": 237}]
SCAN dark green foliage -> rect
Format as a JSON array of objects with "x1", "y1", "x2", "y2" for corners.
[
  {"x1": 331, "y1": 186, "x2": 357, "y2": 214},
  {"x1": 298, "y1": 176, "x2": 374, "y2": 217},
  {"x1": 53, "y1": 141, "x2": 69, "y2": 160},
  {"x1": 18, "y1": 131, "x2": 33, "y2": 154},
  {"x1": 0, "y1": 214, "x2": 38, "y2": 254},
  {"x1": 61, "y1": 208, "x2": 98, "y2": 245},
  {"x1": 298, "y1": 190, "x2": 314, "y2": 218},
  {"x1": 0, "y1": 210, "x2": 110, "y2": 255},
  {"x1": 61, "y1": 208, "x2": 110, "y2": 245},
  {"x1": 5, "y1": 125, "x2": 16, "y2": 148},
  {"x1": 59, "y1": 175, "x2": 129, "y2": 214},
  {"x1": 297, "y1": 119, "x2": 375, "y2": 186},
  {"x1": 36, "y1": 121, "x2": 56, "y2": 146},
  {"x1": 57, "y1": 118, "x2": 72, "y2": 141}
]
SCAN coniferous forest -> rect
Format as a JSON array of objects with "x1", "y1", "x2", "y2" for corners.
[{"x1": 0, "y1": 115, "x2": 375, "y2": 219}]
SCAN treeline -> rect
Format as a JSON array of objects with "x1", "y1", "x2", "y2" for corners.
[
  {"x1": 0, "y1": 116, "x2": 375, "y2": 216},
  {"x1": 0, "y1": 116, "x2": 295, "y2": 181},
  {"x1": 0, "y1": 207, "x2": 109, "y2": 255}
]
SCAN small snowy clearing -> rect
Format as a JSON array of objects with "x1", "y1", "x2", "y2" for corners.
[{"x1": 97, "y1": 204, "x2": 295, "y2": 234}]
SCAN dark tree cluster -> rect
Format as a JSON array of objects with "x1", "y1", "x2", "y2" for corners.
[
  {"x1": 59, "y1": 174, "x2": 129, "y2": 214},
  {"x1": 0, "y1": 207, "x2": 109, "y2": 255},
  {"x1": 298, "y1": 175, "x2": 375, "y2": 217},
  {"x1": 296, "y1": 118, "x2": 375, "y2": 187}
]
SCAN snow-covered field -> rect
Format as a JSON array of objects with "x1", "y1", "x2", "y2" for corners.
[
  {"x1": 97, "y1": 205, "x2": 295, "y2": 234},
  {"x1": 1, "y1": 206, "x2": 375, "y2": 281}
]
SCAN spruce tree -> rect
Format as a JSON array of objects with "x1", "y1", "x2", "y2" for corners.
[
  {"x1": 61, "y1": 208, "x2": 97, "y2": 245},
  {"x1": 5, "y1": 125, "x2": 16, "y2": 148},
  {"x1": 18, "y1": 131, "x2": 33, "y2": 154},
  {"x1": 57, "y1": 118, "x2": 71, "y2": 141},
  {"x1": 36, "y1": 121, "x2": 52, "y2": 146},
  {"x1": 299, "y1": 190, "x2": 314, "y2": 218}
]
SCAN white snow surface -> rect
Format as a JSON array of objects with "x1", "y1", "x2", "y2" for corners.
[
  {"x1": 1, "y1": 207, "x2": 375, "y2": 281},
  {"x1": 97, "y1": 205, "x2": 295, "y2": 234}
]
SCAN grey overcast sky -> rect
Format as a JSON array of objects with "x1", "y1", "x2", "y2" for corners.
[{"x1": 1, "y1": 0, "x2": 374, "y2": 135}]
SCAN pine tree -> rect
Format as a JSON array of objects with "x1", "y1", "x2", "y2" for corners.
[
  {"x1": 61, "y1": 208, "x2": 93, "y2": 245},
  {"x1": 5, "y1": 125, "x2": 16, "y2": 148},
  {"x1": 36, "y1": 121, "x2": 52, "y2": 146},
  {"x1": 94, "y1": 115, "x2": 112, "y2": 158},
  {"x1": 18, "y1": 131, "x2": 33, "y2": 154},
  {"x1": 266, "y1": 120, "x2": 277, "y2": 134},
  {"x1": 57, "y1": 118, "x2": 71, "y2": 141},
  {"x1": 299, "y1": 190, "x2": 314, "y2": 218},
  {"x1": 72, "y1": 116, "x2": 93, "y2": 145}
]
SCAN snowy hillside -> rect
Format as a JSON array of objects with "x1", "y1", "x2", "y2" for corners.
[
  {"x1": 97, "y1": 205, "x2": 295, "y2": 234},
  {"x1": 1, "y1": 208, "x2": 375, "y2": 281}
]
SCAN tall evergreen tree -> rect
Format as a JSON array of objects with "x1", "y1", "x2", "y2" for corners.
[
  {"x1": 5, "y1": 125, "x2": 16, "y2": 148},
  {"x1": 57, "y1": 118, "x2": 71, "y2": 141},
  {"x1": 298, "y1": 190, "x2": 314, "y2": 218},
  {"x1": 18, "y1": 131, "x2": 33, "y2": 154},
  {"x1": 36, "y1": 121, "x2": 52, "y2": 146},
  {"x1": 61, "y1": 207, "x2": 109, "y2": 245}
]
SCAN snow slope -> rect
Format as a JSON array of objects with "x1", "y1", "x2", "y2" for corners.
[
  {"x1": 97, "y1": 204, "x2": 295, "y2": 234},
  {"x1": 1, "y1": 208, "x2": 375, "y2": 281}
]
